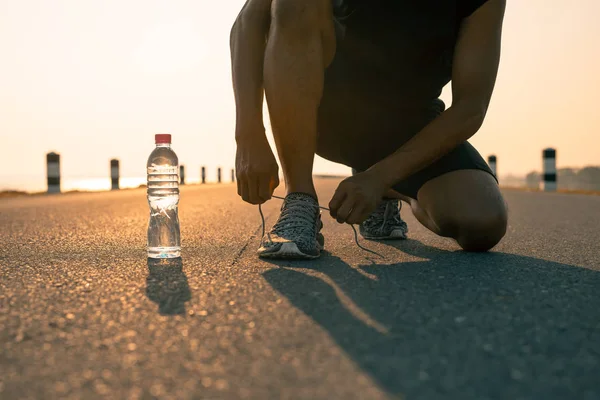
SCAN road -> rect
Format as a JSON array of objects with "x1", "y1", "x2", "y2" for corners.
[{"x1": 1, "y1": 178, "x2": 599, "y2": 400}]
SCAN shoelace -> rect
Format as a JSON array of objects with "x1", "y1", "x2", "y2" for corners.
[
  {"x1": 366, "y1": 202, "x2": 390, "y2": 233},
  {"x1": 361, "y1": 200, "x2": 405, "y2": 235},
  {"x1": 380, "y1": 201, "x2": 405, "y2": 234},
  {"x1": 258, "y1": 195, "x2": 384, "y2": 258},
  {"x1": 271, "y1": 199, "x2": 318, "y2": 236}
]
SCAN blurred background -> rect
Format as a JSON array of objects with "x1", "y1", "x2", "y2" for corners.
[{"x1": 1, "y1": 0, "x2": 599, "y2": 193}]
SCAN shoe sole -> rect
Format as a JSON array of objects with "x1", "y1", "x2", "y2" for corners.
[
  {"x1": 258, "y1": 242, "x2": 321, "y2": 260},
  {"x1": 362, "y1": 229, "x2": 408, "y2": 241}
]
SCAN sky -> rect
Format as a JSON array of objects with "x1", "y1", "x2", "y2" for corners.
[{"x1": 0, "y1": 0, "x2": 599, "y2": 191}]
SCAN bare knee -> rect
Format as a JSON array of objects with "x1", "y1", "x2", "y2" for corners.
[
  {"x1": 416, "y1": 170, "x2": 508, "y2": 252},
  {"x1": 458, "y1": 211, "x2": 507, "y2": 252},
  {"x1": 438, "y1": 208, "x2": 508, "y2": 252}
]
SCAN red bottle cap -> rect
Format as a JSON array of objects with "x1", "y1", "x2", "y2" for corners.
[{"x1": 155, "y1": 134, "x2": 171, "y2": 144}]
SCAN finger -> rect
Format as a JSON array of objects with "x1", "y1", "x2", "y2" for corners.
[
  {"x1": 247, "y1": 176, "x2": 262, "y2": 205},
  {"x1": 258, "y1": 174, "x2": 273, "y2": 202},
  {"x1": 346, "y1": 205, "x2": 369, "y2": 225},
  {"x1": 237, "y1": 173, "x2": 242, "y2": 197},
  {"x1": 240, "y1": 177, "x2": 251, "y2": 203},
  {"x1": 270, "y1": 175, "x2": 280, "y2": 193},
  {"x1": 335, "y1": 197, "x2": 356, "y2": 224},
  {"x1": 329, "y1": 188, "x2": 347, "y2": 218}
]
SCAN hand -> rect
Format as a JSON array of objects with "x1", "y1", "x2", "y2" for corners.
[
  {"x1": 235, "y1": 133, "x2": 280, "y2": 204},
  {"x1": 329, "y1": 171, "x2": 387, "y2": 224}
]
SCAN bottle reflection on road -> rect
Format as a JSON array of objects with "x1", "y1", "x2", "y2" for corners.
[{"x1": 146, "y1": 258, "x2": 191, "y2": 315}]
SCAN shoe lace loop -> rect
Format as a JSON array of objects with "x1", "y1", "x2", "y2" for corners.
[
  {"x1": 258, "y1": 195, "x2": 384, "y2": 258},
  {"x1": 271, "y1": 200, "x2": 318, "y2": 237},
  {"x1": 362, "y1": 200, "x2": 403, "y2": 234},
  {"x1": 380, "y1": 201, "x2": 404, "y2": 233}
]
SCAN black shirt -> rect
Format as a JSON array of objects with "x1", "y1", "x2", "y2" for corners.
[
  {"x1": 330, "y1": 0, "x2": 490, "y2": 106},
  {"x1": 317, "y1": 0, "x2": 491, "y2": 163}
]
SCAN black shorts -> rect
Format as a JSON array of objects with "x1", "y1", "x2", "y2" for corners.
[{"x1": 315, "y1": 1, "x2": 497, "y2": 199}]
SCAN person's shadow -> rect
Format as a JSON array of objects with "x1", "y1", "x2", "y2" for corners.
[
  {"x1": 146, "y1": 258, "x2": 191, "y2": 316},
  {"x1": 262, "y1": 240, "x2": 600, "y2": 399}
]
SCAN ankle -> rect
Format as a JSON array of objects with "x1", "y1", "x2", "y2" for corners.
[{"x1": 285, "y1": 186, "x2": 317, "y2": 201}]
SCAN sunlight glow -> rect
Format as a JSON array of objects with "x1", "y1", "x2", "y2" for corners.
[
  {"x1": 1, "y1": 0, "x2": 599, "y2": 193},
  {"x1": 132, "y1": 20, "x2": 207, "y2": 76},
  {"x1": 62, "y1": 177, "x2": 146, "y2": 192}
]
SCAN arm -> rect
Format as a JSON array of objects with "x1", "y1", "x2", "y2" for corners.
[
  {"x1": 329, "y1": 0, "x2": 506, "y2": 223},
  {"x1": 370, "y1": 0, "x2": 506, "y2": 188},
  {"x1": 231, "y1": 0, "x2": 280, "y2": 204},
  {"x1": 231, "y1": 0, "x2": 271, "y2": 138}
]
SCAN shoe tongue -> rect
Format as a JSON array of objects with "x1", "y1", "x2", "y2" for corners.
[
  {"x1": 382, "y1": 199, "x2": 398, "y2": 209},
  {"x1": 284, "y1": 192, "x2": 318, "y2": 207},
  {"x1": 383, "y1": 200, "x2": 400, "y2": 222}
]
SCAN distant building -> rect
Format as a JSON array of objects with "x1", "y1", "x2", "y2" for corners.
[{"x1": 522, "y1": 166, "x2": 600, "y2": 191}]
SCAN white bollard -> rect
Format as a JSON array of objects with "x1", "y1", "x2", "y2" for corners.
[
  {"x1": 46, "y1": 152, "x2": 61, "y2": 194},
  {"x1": 488, "y1": 155, "x2": 497, "y2": 178},
  {"x1": 543, "y1": 148, "x2": 557, "y2": 192},
  {"x1": 110, "y1": 159, "x2": 120, "y2": 190}
]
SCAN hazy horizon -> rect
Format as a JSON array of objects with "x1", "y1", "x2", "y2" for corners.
[{"x1": 1, "y1": 0, "x2": 599, "y2": 192}]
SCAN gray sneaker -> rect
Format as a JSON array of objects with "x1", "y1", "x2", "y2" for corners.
[
  {"x1": 359, "y1": 199, "x2": 408, "y2": 240},
  {"x1": 258, "y1": 193, "x2": 325, "y2": 259}
]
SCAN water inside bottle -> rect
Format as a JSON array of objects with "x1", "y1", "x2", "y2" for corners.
[{"x1": 147, "y1": 162, "x2": 181, "y2": 258}]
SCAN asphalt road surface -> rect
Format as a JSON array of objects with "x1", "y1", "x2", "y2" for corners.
[{"x1": 1, "y1": 178, "x2": 599, "y2": 400}]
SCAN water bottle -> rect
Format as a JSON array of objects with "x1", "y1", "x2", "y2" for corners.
[{"x1": 147, "y1": 134, "x2": 181, "y2": 258}]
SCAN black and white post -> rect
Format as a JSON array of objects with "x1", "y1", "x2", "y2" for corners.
[
  {"x1": 488, "y1": 155, "x2": 497, "y2": 178},
  {"x1": 110, "y1": 159, "x2": 120, "y2": 190},
  {"x1": 180, "y1": 165, "x2": 185, "y2": 185},
  {"x1": 543, "y1": 148, "x2": 557, "y2": 192},
  {"x1": 46, "y1": 152, "x2": 61, "y2": 194},
  {"x1": 231, "y1": 169, "x2": 235, "y2": 183},
  {"x1": 201, "y1": 167, "x2": 206, "y2": 184},
  {"x1": 217, "y1": 167, "x2": 222, "y2": 183}
]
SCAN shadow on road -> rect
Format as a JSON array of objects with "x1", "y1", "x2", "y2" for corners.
[
  {"x1": 263, "y1": 240, "x2": 600, "y2": 399},
  {"x1": 146, "y1": 258, "x2": 191, "y2": 316}
]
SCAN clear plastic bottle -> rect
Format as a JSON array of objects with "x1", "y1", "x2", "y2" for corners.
[{"x1": 147, "y1": 134, "x2": 181, "y2": 258}]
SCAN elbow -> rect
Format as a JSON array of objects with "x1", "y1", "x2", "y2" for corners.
[
  {"x1": 458, "y1": 102, "x2": 487, "y2": 137},
  {"x1": 466, "y1": 108, "x2": 486, "y2": 134},
  {"x1": 230, "y1": 17, "x2": 241, "y2": 51},
  {"x1": 230, "y1": 11, "x2": 268, "y2": 52},
  {"x1": 230, "y1": 10, "x2": 249, "y2": 50}
]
